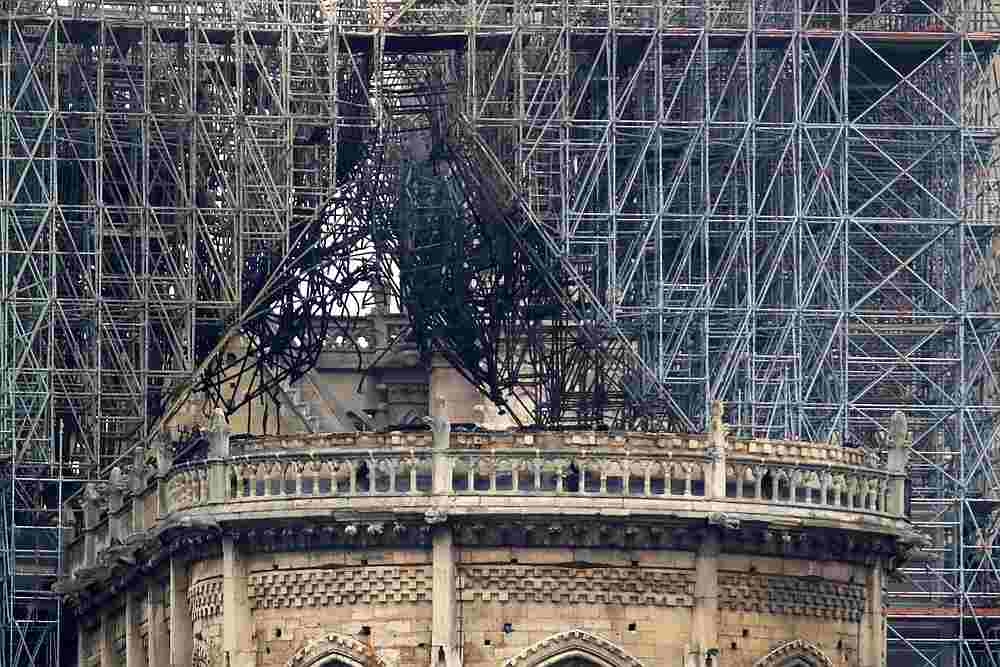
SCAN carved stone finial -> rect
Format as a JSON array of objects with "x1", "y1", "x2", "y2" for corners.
[
  {"x1": 708, "y1": 400, "x2": 727, "y2": 435},
  {"x1": 208, "y1": 407, "x2": 228, "y2": 432},
  {"x1": 128, "y1": 446, "x2": 147, "y2": 493},
  {"x1": 207, "y1": 408, "x2": 231, "y2": 458},
  {"x1": 82, "y1": 483, "x2": 102, "y2": 532},
  {"x1": 108, "y1": 466, "x2": 126, "y2": 513},
  {"x1": 422, "y1": 395, "x2": 450, "y2": 450},
  {"x1": 887, "y1": 410, "x2": 912, "y2": 473},
  {"x1": 889, "y1": 410, "x2": 909, "y2": 448},
  {"x1": 153, "y1": 430, "x2": 174, "y2": 476}
]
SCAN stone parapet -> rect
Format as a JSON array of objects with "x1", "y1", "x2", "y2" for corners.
[{"x1": 60, "y1": 428, "x2": 915, "y2": 585}]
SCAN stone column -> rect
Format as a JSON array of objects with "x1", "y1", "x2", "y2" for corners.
[
  {"x1": 886, "y1": 410, "x2": 912, "y2": 517},
  {"x1": 706, "y1": 400, "x2": 728, "y2": 499},
  {"x1": 125, "y1": 592, "x2": 142, "y2": 667},
  {"x1": 169, "y1": 558, "x2": 193, "y2": 667},
  {"x1": 148, "y1": 582, "x2": 167, "y2": 667},
  {"x1": 860, "y1": 560, "x2": 886, "y2": 667},
  {"x1": 432, "y1": 526, "x2": 461, "y2": 667},
  {"x1": 82, "y1": 484, "x2": 100, "y2": 567},
  {"x1": 108, "y1": 467, "x2": 126, "y2": 544},
  {"x1": 427, "y1": 398, "x2": 460, "y2": 667},
  {"x1": 689, "y1": 529, "x2": 720, "y2": 667},
  {"x1": 427, "y1": 396, "x2": 452, "y2": 494},
  {"x1": 223, "y1": 536, "x2": 254, "y2": 667}
]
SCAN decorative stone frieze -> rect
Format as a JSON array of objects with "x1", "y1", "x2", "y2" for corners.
[
  {"x1": 503, "y1": 630, "x2": 645, "y2": 667},
  {"x1": 458, "y1": 565, "x2": 695, "y2": 607},
  {"x1": 454, "y1": 519, "x2": 904, "y2": 566},
  {"x1": 719, "y1": 572, "x2": 866, "y2": 621},
  {"x1": 249, "y1": 566, "x2": 433, "y2": 608},
  {"x1": 187, "y1": 578, "x2": 223, "y2": 620}
]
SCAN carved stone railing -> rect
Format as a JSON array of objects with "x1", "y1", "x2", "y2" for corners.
[
  {"x1": 161, "y1": 445, "x2": 896, "y2": 515},
  {"x1": 62, "y1": 414, "x2": 910, "y2": 581}
]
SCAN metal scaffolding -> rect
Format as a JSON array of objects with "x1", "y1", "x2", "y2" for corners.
[{"x1": 3, "y1": 0, "x2": 1000, "y2": 664}]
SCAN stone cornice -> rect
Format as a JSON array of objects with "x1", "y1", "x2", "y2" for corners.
[{"x1": 58, "y1": 512, "x2": 914, "y2": 617}]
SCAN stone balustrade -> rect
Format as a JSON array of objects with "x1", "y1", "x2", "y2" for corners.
[
  {"x1": 168, "y1": 448, "x2": 890, "y2": 513},
  {"x1": 63, "y1": 419, "x2": 908, "y2": 582}
]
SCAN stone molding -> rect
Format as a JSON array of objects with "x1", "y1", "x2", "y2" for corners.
[
  {"x1": 753, "y1": 639, "x2": 835, "y2": 667},
  {"x1": 719, "y1": 572, "x2": 865, "y2": 622},
  {"x1": 459, "y1": 565, "x2": 694, "y2": 607},
  {"x1": 287, "y1": 632, "x2": 388, "y2": 667},
  {"x1": 187, "y1": 577, "x2": 223, "y2": 620},
  {"x1": 60, "y1": 515, "x2": 906, "y2": 617},
  {"x1": 503, "y1": 630, "x2": 645, "y2": 667},
  {"x1": 250, "y1": 566, "x2": 432, "y2": 608}
]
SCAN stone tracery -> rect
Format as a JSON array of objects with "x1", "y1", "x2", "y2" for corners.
[
  {"x1": 286, "y1": 632, "x2": 388, "y2": 667},
  {"x1": 503, "y1": 630, "x2": 645, "y2": 667},
  {"x1": 752, "y1": 639, "x2": 835, "y2": 667}
]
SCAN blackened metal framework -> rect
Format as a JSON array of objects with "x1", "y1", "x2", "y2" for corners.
[{"x1": 3, "y1": 0, "x2": 1000, "y2": 664}]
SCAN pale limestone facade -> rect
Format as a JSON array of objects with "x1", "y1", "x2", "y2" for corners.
[{"x1": 60, "y1": 405, "x2": 924, "y2": 667}]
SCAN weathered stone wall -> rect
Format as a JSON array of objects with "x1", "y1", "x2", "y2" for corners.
[
  {"x1": 68, "y1": 541, "x2": 883, "y2": 667},
  {"x1": 245, "y1": 549, "x2": 434, "y2": 667},
  {"x1": 717, "y1": 554, "x2": 868, "y2": 667},
  {"x1": 457, "y1": 547, "x2": 696, "y2": 666},
  {"x1": 189, "y1": 559, "x2": 224, "y2": 667}
]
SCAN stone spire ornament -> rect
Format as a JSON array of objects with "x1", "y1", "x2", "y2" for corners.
[
  {"x1": 423, "y1": 395, "x2": 451, "y2": 451},
  {"x1": 709, "y1": 399, "x2": 728, "y2": 437},
  {"x1": 207, "y1": 408, "x2": 231, "y2": 458},
  {"x1": 153, "y1": 428, "x2": 174, "y2": 476},
  {"x1": 887, "y1": 410, "x2": 912, "y2": 474}
]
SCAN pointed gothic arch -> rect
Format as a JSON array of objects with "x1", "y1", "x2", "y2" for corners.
[
  {"x1": 286, "y1": 632, "x2": 389, "y2": 667},
  {"x1": 503, "y1": 630, "x2": 645, "y2": 667},
  {"x1": 753, "y1": 640, "x2": 835, "y2": 667}
]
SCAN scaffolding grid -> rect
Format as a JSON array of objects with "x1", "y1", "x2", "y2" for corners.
[{"x1": 3, "y1": 0, "x2": 1000, "y2": 664}]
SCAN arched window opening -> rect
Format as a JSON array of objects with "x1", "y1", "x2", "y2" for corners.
[
  {"x1": 505, "y1": 631, "x2": 644, "y2": 667},
  {"x1": 316, "y1": 660, "x2": 360, "y2": 667},
  {"x1": 752, "y1": 640, "x2": 834, "y2": 667},
  {"x1": 286, "y1": 633, "x2": 388, "y2": 667},
  {"x1": 541, "y1": 654, "x2": 612, "y2": 667}
]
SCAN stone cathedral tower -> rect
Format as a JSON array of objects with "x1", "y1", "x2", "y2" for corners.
[{"x1": 57, "y1": 397, "x2": 924, "y2": 667}]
